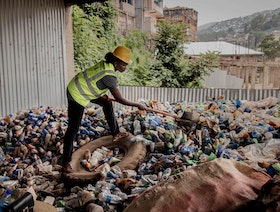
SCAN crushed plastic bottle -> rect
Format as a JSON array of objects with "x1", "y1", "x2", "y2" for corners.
[
  {"x1": 98, "y1": 192, "x2": 124, "y2": 204},
  {"x1": 112, "y1": 188, "x2": 128, "y2": 200}
]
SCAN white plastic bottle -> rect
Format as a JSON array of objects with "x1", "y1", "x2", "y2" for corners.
[
  {"x1": 98, "y1": 192, "x2": 124, "y2": 204},
  {"x1": 112, "y1": 188, "x2": 128, "y2": 200},
  {"x1": 133, "y1": 119, "x2": 141, "y2": 135},
  {"x1": 130, "y1": 187, "x2": 146, "y2": 195}
]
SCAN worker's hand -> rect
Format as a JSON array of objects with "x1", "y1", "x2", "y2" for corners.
[
  {"x1": 136, "y1": 103, "x2": 147, "y2": 111},
  {"x1": 101, "y1": 95, "x2": 109, "y2": 100},
  {"x1": 101, "y1": 95, "x2": 115, "y2": 102}
]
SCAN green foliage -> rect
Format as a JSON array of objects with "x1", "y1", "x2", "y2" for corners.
[
  {"x1": 245, "y1": 15, "x2": 268, "y2": 33},
  {"x1": 116, "y1": 29, "x2": 158, "y2": 86},
  {"x1": 72, "y1": 1, "x2": 120, "y2": 73},
  {"x1": 151, "y1": 20, "x2": 186, "y2": 87},
  {"x1": 184, "y1": 52, "x2": 220, "y2": 87},
  {"x1": 150, "y1": 20, "x2": 219, "y2": 88},
  {"x1": 72, "y1": 3, "x2": 219, "y2": 88},
  {"x1": 245, "y1": 13, "x2": 280, "y2": 32},
  {"x1": 259, "y1": 34, "x2": 280, "y2": 59},
  {"x1": 79, "y1": 1, "x2": 118, "y2": 37}
]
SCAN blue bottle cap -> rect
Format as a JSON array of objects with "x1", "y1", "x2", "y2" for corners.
[{"x1": 6, "y1": 189, "x2": 12, "y2": 195}]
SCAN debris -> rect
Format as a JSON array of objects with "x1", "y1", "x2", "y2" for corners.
[{"x1": 0, "y1": 97, "x2": 279, "y2": 211}]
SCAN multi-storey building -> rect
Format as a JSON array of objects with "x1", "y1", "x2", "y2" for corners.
[
  {"x1": 112, "y1": 0, "x2": 163, "y2": 35},
  {"x1": 112, "y1": 2, "x2": 198, "y2": 41},
  {"x1": 135, "y1": 0, "x2": 163, "y2": 34},
  {"x1": 163, "y1": 6, "x2": 198, "y2": 42},
  {"x1": 112, "y1": 0, "x2": 135, "y2": 35}
]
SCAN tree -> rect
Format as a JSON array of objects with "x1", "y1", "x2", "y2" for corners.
[
  {"x1": 115, "y1": 29, "x2": 158, "y2": 86},
  {"x1": 152, "y1": 20, "x2": 187, "y2": 87},
  {"x1": 259, "y1": 34, "x2": 280, "y2": 60},
  {"x1": 72, "y1": 3, "x2": 219, "y2": 88},
  {"x1": 72, "y1": 1, "x2": 120, "y2": 73},
  {"x1": 151, "y1": 20, "x2": 219, "y2": 88},
  {"x1": 72, "y1": 2, "x2": 158, "y2": 86},
  {"x1": 184, "y1": 52, "x2": 220, "y2": 87}
]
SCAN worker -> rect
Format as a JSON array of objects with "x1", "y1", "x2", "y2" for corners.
[{"x1": 62, "y1": 46, "x2": 147, "y2": 173}]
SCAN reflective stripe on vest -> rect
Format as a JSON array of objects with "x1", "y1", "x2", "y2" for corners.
[{"x1": 68, "y1": 62, "x2": 116, "y2": 107}]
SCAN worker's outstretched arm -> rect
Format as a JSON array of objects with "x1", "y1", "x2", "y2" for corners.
[{"x1": 109, "y1": 87, "x2": 147, "y2": 110}]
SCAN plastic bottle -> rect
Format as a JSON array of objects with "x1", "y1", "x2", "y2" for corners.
[
  {"x1": 0, "y1": 148, "x2": 6, "y2": 166},
  {"x1": 111, "y1": 165, "x2": 123, "y2": 178},
  {"x1": 112, "y1": 189, "x2": 128, "y2": 200},
  {"x1": 0, "y1": 189, "x2": 12, "y2": 210},
  {"x1": 97, "y1": 192, "x2": 124, "y2": 204},
  {"x1": 106, "y1": 171, "x2": 117, "y2": 179},
  {"x1": 130, "y1": 187, "x2": 146, "y2": 195},
  {"x1": 173, "y1": 129, "x2": 183, "y2": 149},
  {"x1": 145, "y1": 156, "x2": 157, "y2": 170},
  {"x1": 155, "y1": 126, "x2": 166, "y2": 134},
  {"x1": 137, "y1": 163, "x2": 146, "y2": 175},
  {"x1": 180, "y1": 145, "x2": 196, "y2": 155},
  {"x1": 95, "y1": 181, "x2": 115, "y2": 192},
  {"x1": 123, "y1": 169, "x2": 137, "y2": 178},
  {"x1": 201, "y1": 127, "x2": 212, "y2": 153},
  {"x1": 0, "y1": 176, "x2": 10, "y2": 183},
  {"x1": 113, "y1": 147, "x2": 119, "y2": 156},
  {"x1": 162, "y1": 168, "x2": 172, "y2": 180},
  {"x1": 133, "y1": 119, "x2": 141, "y2": 135},
  {"x1": 147, "y1": 116, "x2": 160, "y2": 129}
]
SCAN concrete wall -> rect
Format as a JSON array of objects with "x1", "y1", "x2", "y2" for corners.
[{"x1": 203, "y1": 69, "x2": 244, "y2": 89}]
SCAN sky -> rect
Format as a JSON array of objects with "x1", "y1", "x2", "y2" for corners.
[{"x1": 163, "y1": 0, "x2": 280, "y2": 26}]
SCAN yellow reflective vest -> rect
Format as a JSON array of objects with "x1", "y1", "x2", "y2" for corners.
[{"x1": 67, "y1": 61, "x2": 116, "y2": 107}]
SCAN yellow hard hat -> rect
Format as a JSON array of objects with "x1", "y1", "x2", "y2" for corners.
[{"x1": 112, "y1": 46, "x2": 132, "y2": 64}]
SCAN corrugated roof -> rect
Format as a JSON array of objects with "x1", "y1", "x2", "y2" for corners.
[{"x1": 184, "y1": 41, "x2": 264, "y2": 56}]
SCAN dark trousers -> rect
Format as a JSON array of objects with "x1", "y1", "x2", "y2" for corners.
[{"x1": 62, "y1": 91, "x2": 120, "y2": 165}]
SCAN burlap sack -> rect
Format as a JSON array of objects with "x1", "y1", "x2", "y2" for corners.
[{"x1": 124, "y1": 158, "x2": 271, "y2": 212}]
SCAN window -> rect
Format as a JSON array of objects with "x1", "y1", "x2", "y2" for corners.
[
  {"x1": 120, "y1": 0, "x2": 132, "y2": 5},
  {"x1": 186, "y1": 28, "x2": 193, "y2": 36},
  {"x1": 154, "y1": 0, "x2": 162, "y2": 4}
]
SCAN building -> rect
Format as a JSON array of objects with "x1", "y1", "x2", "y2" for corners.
[
  {"x1": 184, "y1": 41, "x2": 263, "y2": 62},
  {"x1": 112, "y1": 0, "x2": 135, "y2": 36},
  {"x1": 184, "y1": 41, "x2": 280, "y2": 89},
  {"x1": 163, "y1": 6, "x2": 198, "y2": 42},
  {"x1": 112, "y1": 0, "x2": 163, "y2": 35},
  {"x1": 136, "y1": 0, "x2": 163, "y2": 34},
  {"x1": 0, "y1": 1, "x2": 277, "y2": 117}
]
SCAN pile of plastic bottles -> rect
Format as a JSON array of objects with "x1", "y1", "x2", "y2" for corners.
[{"x1": 0, "y1": 96, "x2": 279, "y2": 211}]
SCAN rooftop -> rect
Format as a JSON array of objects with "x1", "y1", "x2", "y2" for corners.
[{"x1": 184, "y1": 41, "x2": 264, "y2": 56}]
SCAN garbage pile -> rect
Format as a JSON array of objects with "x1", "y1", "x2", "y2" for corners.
[{"x1": 0, "y1": 96, "x2": 279, "y2": 211}]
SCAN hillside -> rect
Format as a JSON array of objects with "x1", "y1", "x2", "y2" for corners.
[{"x1": 197, "y1": 8, "x2": 280, "y2": 49}]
